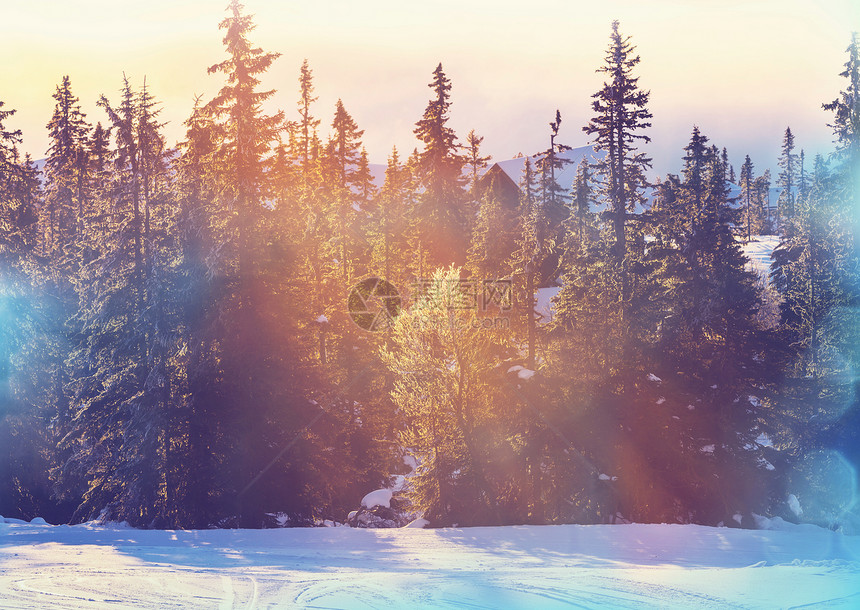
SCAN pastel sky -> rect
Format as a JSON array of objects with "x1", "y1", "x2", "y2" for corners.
[{"x1": 3, "y1": 0, "x2": 859, "y2": 177}]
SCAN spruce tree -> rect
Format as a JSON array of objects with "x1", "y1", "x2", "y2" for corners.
[
  {"x1": 739, "y1": 155, "x2": 756, "y2": 242},
  {"x1": 60, "y1": 76, "x2": 171, "y2": 525},
  {"x1": 297, "y1": 59, "x2": 321, "y2": 175},
  {"x1": 464, "y1": 129, "x2": 491, "y2": 195},
  {"x1": 330, "y1": 99, "x2": 364, "y2": 190},
  {"x1": 43, "y1": 76, "x2": 91, "y2": 254},
  {"x1": 778, "y1": 127, "x2": 798, "y2": 232},
  {"x1": 821, "y1": 32, "x2": 860, "y2": 497},
  {"x1": 583, "y1": 21, "x2": 652, "y2": 254},
  {"x1": 777, "y1": 156, "x2": 838, "y2": 376},
  {"x1": 755, "y1": 169, "x2": 772, "y2": 234},
  {"x1": 581, "y1": 20, "x2": 652, "y2": 376},
  {"x1": 568, "y1": 157, "x2": 596, "y2": 250},
  {"x1": 354, "y1": 147, "x2": 377, "y2": 205},
  {"x1": 535, "y1": 110, "x2": 571, "y2": 240},
  {"x1": 326, "y1": 99, "x2": 365, "y2": 285},
  {"x1": 798, "y1": 149, "x2": 807, "y2": 198},
  {"x1": 0, "y1": 101, "x2": 26, "y2": 258},
  {"x1": 507, "y1": 157, "x2": 544, "y2": 369},
  {"x1": 467, "y1": 177, "x2": 516, "y2": 280},
  {"x1": 370, "y1": 146, "x2": 414, "y2": 284},
  {"x1": 413, "y1": 63, "x2": 468, "y2": 268},
  {"x1": 204, "y1": 2, "x2": 349, "y2": 526},
  {"x1": 206, "y1": 0, "x2": 283, "y2": 283},
  {"x1": 644, "y1": 128, "x2": 775, "y2": 523}
]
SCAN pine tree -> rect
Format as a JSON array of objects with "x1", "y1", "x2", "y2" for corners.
[
  {"x1": 206, "y1": 0, "x2": 311, "y2": 526},
  {"x1": 755, "y1": 169, "x2": 772, "y2": 234},
  {"x1": 640, "y1": 128, "x2": 775, "y2": 523},
  {"x1": 778, "y1": 156, "x2": 838, "y2": 376},
  {"x1": 820, "y1": 32, "x2": 860, "y2": 499},
  {"x1": 798, "y1": 149, "x2": 807, "y2": 198},
  {"x1": 137, "y1": 79, "x2": 168, "y2": 279},
  {"x1": 330, "y1": 99, "x2": 364, "y2": 189},
  {"x1": 568, "y1": 157, "x2": 596, "y2": 250},
  {"x1": 464, "y1": 129, "x2": 491, "y2": 195},
  {"x1": 370, "y1": 146, "x2": 414, "y2": 284},
  {"x1": 43, "y1": 76, "x2": 91, "y2": 254},
  {"x1": 354, "y1": 147, "x2": 377, "y2": 205},
  {"x1": 579, "y1": 19, "x2": 653, "y2": 388},
  {"x1": 0, "y1": 102, "x2": 28, "y2": 261},
  {"x1": 0, "y1": 100, "x2": 57, "y2": 521},
  {"x1": 823, "y1": 32, "x2": 860, "y2": 187},
  {"x1": 778, "y1": 127, "x2": 798, "y2": 232},
  {"x1": 507, "y1": 157, "x2": 544, "y2": 369},
  {"x1": 88, "y1": 122, "x2": 112, "y2": 206},
  {"x1": 171, "y1": 97, "x2": 227, "y2": 527},
  {"x1": 413, "y1": 63, "x2": 468, "y2": 268},
  {"x1": 203, "y1": 2, "x2": 351, "y2": 527},
  {"x1": 0, "y1": 106, "x2": 40, "y2": 262},
  {"x1": 297, "y1": 58, "x2": 320, "y2": 176},
  {"x1": 59, "y1": 76, "x2": 170, "y2": 525},
  {"x1": 326, "y1": 99, "x2": 365, "y2": 285},
  {"x1": 98, "y1": 76, "x2": 146, "y2": 326},
  {"x1": 739, "y1": 155, "x2": 756, "y2": 242},
  {"x1": 0, "y1": 99, "x2": 20, "y2": 172},
  {"x1": 535, "y1": 110, "x2": 571, "y2": 240},
  {"x1": 206, "y1": 0, "x2": 283, "y2": 282},
  {"x1": 467, "y1": 178, "x2": 516, "y2": 280}
]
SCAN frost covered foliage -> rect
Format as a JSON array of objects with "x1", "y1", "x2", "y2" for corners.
[
  {"x1": 0, "y1": 12, "x2": 858, "y2": 530},
  {"x1": 381, "y1": 267, "x2": 518, "y2": 526}
]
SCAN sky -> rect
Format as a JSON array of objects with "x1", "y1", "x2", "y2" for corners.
[{"x1": 2, "y1": 0, "x2": 859, "y2": 179}]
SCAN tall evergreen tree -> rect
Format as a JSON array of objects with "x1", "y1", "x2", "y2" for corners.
[
  {"x1": 413, "y1": 63, "x2": 468, "y2": 269},
  {"x1": 778, "y1": 127, "x2": 798, "y2": 232},
  {"x1": 739, "y1": 155, "x2": 756, "y2": 242},
  {"x1": 508, "y1": 157, "x2": 546, "y2": 370},
  {"x1": 354, "y1": 147, "x2": 377, "y2": 204},
  {"x1": 43, "y1": 76, "x2": 91, "y2": 254},
  {"x1": 535, "y1": 110, "x2": 571, "y2": 240},
  {"x1": 568, "y1": 157, "x2": 596, "y2": 250},
  {"x1": 464, "y1": 129, "x2": 491, "y2": 195},
  {"x1": 0, "y1": 101, "x2": 33, "y2": 260},
  {"x1": 0, "y1": 140, "x2": 55, "y2": 521},
  {"x1": 798, "y1": 149, "x2": 807, "y2": 198},
  {"x1": 467, "y1": 178, "x2": 516, "y2": 280},
  {"x1": 646, "y1": 129, "x2": 775, "y2": 524},
  {"x1": 326, "y1": 99, "x2": 365, "y2": 285},
  {"x1": 580, "y1": 19, "x2": 652, "y2": 385},
  {"x1": 206, "y1": 0, "x2": 283, "y2": 282},
  {"x1": 297, "y1": 58, "x2": 320, "y2": 175},
  {"x1": 58, "y1": 76, "x2": 172, "y2": 525},
  {"x1": 821, "y1": 32, "x2": 860, "y2": 493},
  {"x1": 369, "y1": 146, "x2": 414, "y2": 285}
]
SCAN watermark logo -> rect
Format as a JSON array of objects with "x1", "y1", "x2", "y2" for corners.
[
  {"x1": 410, "y1": 278, "x2": 513, "y2": 312},
  {"x1": 348, "y1": 277, "x2": 402, "y2": 332},
  {"x1": 348, "y1": 276, "x2": 513, "y2": 332}
]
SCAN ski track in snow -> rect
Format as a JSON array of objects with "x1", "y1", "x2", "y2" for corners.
[{"x1": 1, "y1": 521, "x2": 859, "y2": 609}]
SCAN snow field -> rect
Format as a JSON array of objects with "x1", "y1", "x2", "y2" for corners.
[{"x1": 1, "y1": 520, "x2": 858, "y2": 609}]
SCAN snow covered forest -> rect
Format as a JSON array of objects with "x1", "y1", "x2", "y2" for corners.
[{"x1": 0, "y1": 1, "x2": 858, "y2": 536}]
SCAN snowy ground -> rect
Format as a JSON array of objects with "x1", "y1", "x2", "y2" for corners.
[
  {"x1": 741, "y1": 235, "x2": 781, "y2": 278},
  {"x1": 1, "y1": 520, "x2": 858, "y2": 609}
]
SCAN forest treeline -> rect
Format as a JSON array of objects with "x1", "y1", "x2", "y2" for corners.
[{"x1": 0, "y1": 2, "x2": 858, "y2": 530}]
